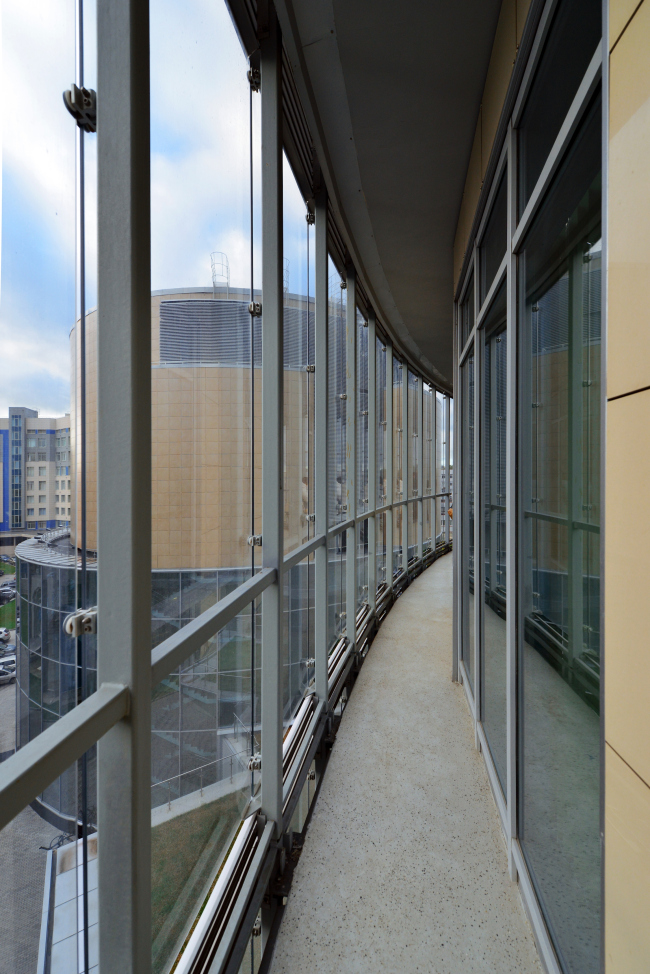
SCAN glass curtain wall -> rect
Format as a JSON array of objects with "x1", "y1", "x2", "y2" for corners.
[
  {"x1": 6, "y1": 0, "x2": 98, "y2": 969},
  {"x1": 518, "y1": 94, "x2": 602, "y2": 974},
  {"x1": 148, "y1": 3, "x2": 261, "y2": 967},
  {"x1": 455, "y1": 1, "x2": 603, "y2": 969},
  {"x1": 460, "y1": 351, "x2": 475, "y2": 691},
  {"x1": 0, "y1": 2, "x2": 454, "y2": 968},
  {"x1": 282, "y1": 156, "x2": 315, "y2": 722}
]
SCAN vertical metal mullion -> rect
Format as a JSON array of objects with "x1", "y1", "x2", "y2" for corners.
[
  {"x1": 386, "y1": 343, "x2": 394, "y2": 592},
  {"x1": 401, "y1": 366, "x2": 408, "y2": 573},
  {"x1": 345, "y1": 265, "x2": 357, "y2": 647},
  {"x1": 417, "y1": 376, "x2": 424, "y2": 561},
  {"x1": 475, "y1": 322, "x2": 484, "y2": 725},
  {"x1": 506, "y1": 121, "x2": 518, "y2": 874},
  {"x1": 314, "y1": 187, "x2": 328, "y2": 704},
  {"x1": 368, "y1": 312, "x2": 377, "y2": 613},
  {"x1": 96, "y1": 0, "x2": 152, "y2": 968},
  {"x1": 452, "y1": 317, "x2": 459, "y2": 681},
  {"x1": 474, "y1": 261, "x2": 482, "y2": 729},
  {"x1": 260, "y1": 9, "x2": 284, "y2": 836}
]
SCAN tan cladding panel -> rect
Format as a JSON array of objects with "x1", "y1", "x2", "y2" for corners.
[
  {"x1": 605, "y1": 389, "x2": 650, "y2": 785},
  {"x1": 607, "y1": 0, "x2": 650, "y2": 398},
  {"x1": 605, "y1": 744, "x2": 650, "y2": 973},
  {"x1": 453, "y1": 0, "x2": 532, "y2": 289},
  {"x1": 70, "y1": 310, "x2": 98, "y2": 551},
  {"x1": 72, "y1": 294, "x2": 308, "y2": 570}
]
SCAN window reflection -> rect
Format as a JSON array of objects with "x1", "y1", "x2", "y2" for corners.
[
  {"x1": 518, "y1": 93, "x2": 601, "y2": 974},
  {"x1": 480, "y1": 282, "x2": 507, "y2": 793}
]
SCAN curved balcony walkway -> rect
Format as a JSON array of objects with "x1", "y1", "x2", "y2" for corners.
[{"x1": 270, "y1": 553, "x2": 543, "y2": 974}]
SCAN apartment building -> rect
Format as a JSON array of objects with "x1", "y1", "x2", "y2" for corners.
[{"x1": 0, "y1": 409, "x2": 71, "y2": 536}]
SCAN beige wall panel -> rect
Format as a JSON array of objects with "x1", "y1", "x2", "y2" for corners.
[
  {"x1": 605, "y1": 744, "x2": 650, "y2": 972},
  {"x1": 605, "y1": 389, "x2": 650, "y2": 783},
  {"x1": 481, "y1": 0, "x2": 516, "y2": 180},
  {"x1": 608, "y1": 0, "x2": 650, "y2": 398},
  {"x1": 609, "y1": 0, "x2": 645, "y2": 49},
  {"x1": 453, "y1": 119, "x2": 482, "y2": 290},
  {"x1": 516, "y1": 0, "x2": 532, "y2": 44}
]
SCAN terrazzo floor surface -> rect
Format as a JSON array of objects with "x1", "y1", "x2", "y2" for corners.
[{"x1": 270, "y1": 554, "x2": 543, "y2": 974}]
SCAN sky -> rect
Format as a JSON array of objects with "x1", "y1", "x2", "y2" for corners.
[{"x1": 0, "y1": 0, "x2": 311, "y2": 418}]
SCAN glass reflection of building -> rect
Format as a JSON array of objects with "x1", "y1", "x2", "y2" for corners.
[{"x1": 15, "y1": 287, "x2": 317, "y2": 827}]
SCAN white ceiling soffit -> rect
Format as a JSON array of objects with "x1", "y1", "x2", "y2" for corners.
[{"x1": 276, "y1": 0, "x2": 503, "y2": 391}]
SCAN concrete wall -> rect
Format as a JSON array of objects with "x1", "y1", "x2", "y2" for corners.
[{"x1": 604, "y1": 1, "x2": 650, "y2": 969}]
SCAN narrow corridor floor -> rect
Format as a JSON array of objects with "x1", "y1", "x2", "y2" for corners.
[{"x1": 270, "y1": 554, "x2": 543, "y2": 974}]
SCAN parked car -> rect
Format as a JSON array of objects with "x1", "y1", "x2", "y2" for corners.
[
  {"x1": 0, "y1": 668, "x2": 15, "y2": 685},
  {"x1": 0, "y1": 628, "x2": 10, "y2": 641},
  {"x1": 0, "y1": 655, "x2": 16, "y2": 671}
]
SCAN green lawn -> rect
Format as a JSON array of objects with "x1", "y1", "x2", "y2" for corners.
[
  {"x1": 151, "y1": 791, "x2": 244, "y2": 974},
  {"x1": 0, "y1": 564, "x2": 15, "y2": 576},
  {"x1": 0, "y1": 599, "x2": 15, "y2": 630}
]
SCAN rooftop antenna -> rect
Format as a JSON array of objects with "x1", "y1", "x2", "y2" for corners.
[{"x1": 211, "y1": 252, "x2": 230, "y2": 299}]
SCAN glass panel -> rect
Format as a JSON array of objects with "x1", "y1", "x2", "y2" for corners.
[
  {"x1": 518, "y1": 94, "x2": 601, "y2": 974},
  {"x1": 435, "y1": 391, "x2": 446, "y2": 546},
  {"x1": 393, "y1": 359, "x2": 404, "y2": 502},
  {"x1": 149, "y1": 3, "x2": 262, "y2": 968},
  {"x1": 0, "y1": 775, "x2": 98, "y2": 973},
  {"x1": 408, "y1": 501, "x2": 418, "y2": 563},
  {"x1": 327, "y1": 531, "x2": 346, "y2": 650},
  {"x1": 356, "y1": 520, "x2": 369, "y2": 617},
  {"x1": 151, "y1": 597, "x2": 261, "y2": 973},
  {"x1": 283, "y1": 154, "x2": 314, "y2": 555},
  {"x1": 480, "y1": 282, "x2": 508, "y2": 794},
  {"x1": 283, "y1": 555, "x2": 315, "y2": 722},
  {"x1": 461, "y1": 354, "x2": 475, "y2": 690},
  {"x1": 407, "y1": 371, "x2": 418, "y2": 498},
  {"x1": 392, "y1": 506, "x2": 403, "y2": 578},
  {"x1": 376, "y1": 511, "x2": 387, "y2": 591},
  {"x1": 376, "y1": 339, "x2": 388, "y2": 507},
  {"x1": 423, "y1": 498, "x2": 432, "y2": 554},
  {"x1": 328, "y1": 259, "x2": 347, "y2": 525},
  {"x1": 460, "y1": 273, "x2": 474, "y2": 348},
  {"x1": 479, "y1": 169, "x2": 507, "y2": 305},
  {"x1": 517, "y1": 0, "x2": 601, "y2": 215},
  {"x1": 356, "y1": 311, "x2": 369, "y2": 516},
  {"x1": 423, "y1": 382, "x2": 432, "y2": 496}
]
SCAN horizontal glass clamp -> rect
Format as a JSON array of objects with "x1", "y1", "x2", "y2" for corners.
[
  {"x1": 247, "y1": 535, "x2": 263, "y2": 546},
  {"x1": 63, "y1": 606, "x2": 98, "y2": 637},
  {"x1": 248, "y1": 301, "x2": 262, "y2": 316},
  {"x1": 247, "y1": 753, "x2": 262, "y2": 772},
  {"x1": 62, "y1": 83, "x2": 97, "y2": 132}
]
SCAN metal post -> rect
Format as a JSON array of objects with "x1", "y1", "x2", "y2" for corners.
[
  {"x1": 96, "y1": 0, "x2": 152, "y2": 968},
  {"x1": 452, "y1": 319, "x2": 459, "y2": 681},
  {"x1": 314, "y1": 187, "x2": 329, "y2": 703},
  {"x1": 473, "y1": 257, "x2": 481, "y2": 717},
  {"x1": 417, "y1": 376, "x2": 424, "y2": 562},
  {"x1": 260, "y1": 8, "x2": 284, "y2": 837},
  {"x1": 345, "y1": 264, "x2": 357, "y2": 649},
  {"x1": 368, "y1": 311, "x2": 377, "y2": 614},
  {"x1": 386, "y1": 343, "x2": 394, "y2": 591},
  {"x1": 505, "y1": 121, "x2": 517, "y2": 876},
  {"x1": 401, "y1": 363, "x2": 408, "y2": 574}
]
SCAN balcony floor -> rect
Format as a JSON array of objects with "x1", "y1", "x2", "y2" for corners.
[{"x1": 270, "y1": 553, "x2": 543, "y2": 974}]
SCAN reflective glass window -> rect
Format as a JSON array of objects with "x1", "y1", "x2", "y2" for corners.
[
  {"x1": 517, "y1": 0, "x2": 601, "y2": 216},
  {"x1": 479, "y1": 169, "x2": 507, "y2": 305},
  {"x1": 356, "y1": 311, "x2": 369, "y2": 515},
  {"x1": 480, "y1": 282, "x2": 508, "y2": 793},
  {"x1": 328, "y1": 259, "x2": 347, "y2": 525},
  {"x1": 460, "y1": 273, "x2": 474, "y2": 348},
  {"x1": 461, "y1": 354, "x2": 475, "y2": 690},
  {"x1": 518, "y1": 93, "x2": 601, "y2": 974}
]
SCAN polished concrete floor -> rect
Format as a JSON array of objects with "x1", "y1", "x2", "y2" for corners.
[{"x1": 270, "y1": 554, "x2": 543, "y2": 974}]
